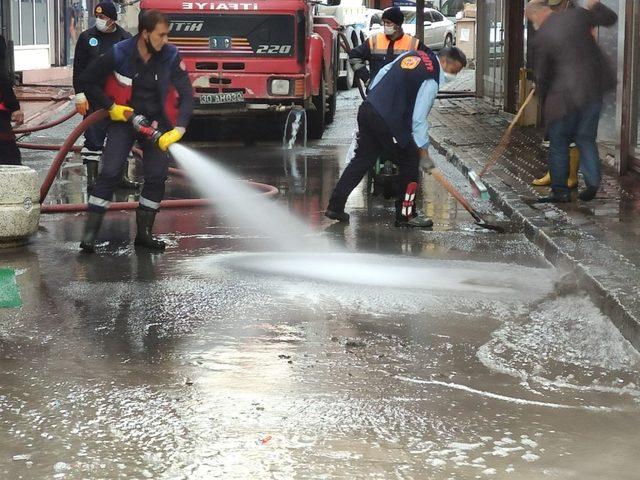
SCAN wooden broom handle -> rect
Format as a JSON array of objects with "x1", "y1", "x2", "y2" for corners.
[
  {"x1": 431, "y1": 168, "x2": 482, "y2": 223},
  {"x1": 479, "y1": 88, "x2": 536, "y2": 178}
]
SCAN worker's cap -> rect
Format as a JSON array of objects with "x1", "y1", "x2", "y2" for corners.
[
  {"x1": 382, "y1": 7, "x2": 404, "y2": 27},
  {"x1": 95, "y1": 2, "x2": 118, "y2": 21}
]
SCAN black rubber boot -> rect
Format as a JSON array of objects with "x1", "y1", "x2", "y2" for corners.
[
  {"x1": 134, "y1": 207, "x2": 165, "y2": 251},
  {"x1": 84, "y1": 159, "x2": 99, "y2": 192},
  {"x1": 324, "y1": 209, "x2": 350, "y2": 223},
  {"x1": 394, "y1": 201, "x2": 433, "y2": 229},
  {"x1": 535, "y1": 192, "x2": 572, "y2": 204},
  {"x1": 396, "y1": 215, "x2": 434, "y2": 228},
  {"x1": 578, "y1": 186, "x2": 598, "y2": 202},
  {"x1": 79, "y1": 211, "x2": 105, "y2": 253}
]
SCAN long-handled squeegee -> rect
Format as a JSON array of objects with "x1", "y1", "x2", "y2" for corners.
[
  {"x1": 467, "y1": 88, "x2": 537, "y2": 199},
  {"x1": 356, "y1": 72, "x2": 503, "y2": 232},
  {"x1": 432, "y1": 168, "x2": 505, "y2": 233}
]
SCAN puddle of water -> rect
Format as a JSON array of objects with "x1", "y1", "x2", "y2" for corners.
[{"x1": 169, "y1": 144, "x2": 331, "y2": 253}]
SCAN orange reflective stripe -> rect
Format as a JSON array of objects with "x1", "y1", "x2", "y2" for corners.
[
  {"x1": 371, "y1": 33, "x2": 419, "y2": 55},
  {"x1": 371, "y1": 33, "x2": 391, "y2": 54},
  {"x1": 393, "y1": 34, "x2": 418, "y2": 53}
]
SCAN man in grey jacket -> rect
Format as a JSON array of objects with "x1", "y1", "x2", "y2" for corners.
[{"x1": 526, "y1": 0, "x2": 617, "y2": 203}]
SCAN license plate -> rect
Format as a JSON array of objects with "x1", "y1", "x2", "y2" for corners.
[{"x1": 200, "y1": 92, "x2": 245, "y2": 105}]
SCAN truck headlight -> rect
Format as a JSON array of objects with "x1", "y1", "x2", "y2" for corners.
[{"x1": 270, "y1": 79, "x2": 291, "y2": 96}]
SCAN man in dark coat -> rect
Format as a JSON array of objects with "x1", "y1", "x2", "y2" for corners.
[
  {"x1": 350, "y1": 7, "x2": 432, "y2": 86},
  {"x1": 0, "y1": 35, "x2": 23, "y2": 165},
  {"x1": 73, "y1": 1, "x2": 131, "y2": 188},
  {"x1": 526, "y1": 0, "x2": 617, "y2": 203}
]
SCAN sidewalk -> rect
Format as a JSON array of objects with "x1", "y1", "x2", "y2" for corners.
[
  {"x1": 14, "y1": 85, "x2": 74, "y2": 125},
  {"x1": 430, "y1": 97, "x2": 640, "y2": 350}
]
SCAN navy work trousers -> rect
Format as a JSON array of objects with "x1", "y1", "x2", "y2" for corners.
[
  {"x1": 89, "y1": 121, "x2": 169, "y2": 212},
  {"x1": 328, "y1": 101, "x2": 420, "y2": 213}
]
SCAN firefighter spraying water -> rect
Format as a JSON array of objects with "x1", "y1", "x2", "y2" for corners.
[{"x1": 76, "y1": 9, "x2": 194, "y2": 253}]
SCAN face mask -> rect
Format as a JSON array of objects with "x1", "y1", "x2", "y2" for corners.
[
  {"x1": 384, "y1": 25, "x2": 396, "y2": 36},
  {"x1": 145, "y1": 35, "x2": 160, "y2": 55},
  {"x1": 95, "y1": 18, "x2": 109, "y2": 32},
  {"x1": 443, "y1": 72, "x2": 458, "y2": 83}
]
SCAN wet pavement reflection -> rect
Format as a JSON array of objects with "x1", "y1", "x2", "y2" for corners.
[{"x1": 1, "y1": 90, "x2": 639, "y2": 479}]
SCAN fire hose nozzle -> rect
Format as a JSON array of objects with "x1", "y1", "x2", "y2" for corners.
[{"x1": 129, "y1": 113, "x2": 163, "y2": 144}]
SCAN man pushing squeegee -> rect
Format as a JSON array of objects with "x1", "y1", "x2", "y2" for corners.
[{"x1": 324, "y1": 47, "x2": 503, "y2": 232}]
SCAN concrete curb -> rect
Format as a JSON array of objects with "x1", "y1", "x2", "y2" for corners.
[{"x1": 430, "y1": 137, "x2": 640, "y2": 352}]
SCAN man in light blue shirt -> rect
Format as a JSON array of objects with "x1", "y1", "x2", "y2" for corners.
[{"x1": 326, "y1": 47, "x2": 467, "y2": 227}]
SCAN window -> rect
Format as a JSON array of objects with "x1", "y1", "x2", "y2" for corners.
[
  {"x1": 34, "y1": 0, "x2": 48, "y2": 44},
  {"x1": 432, "y1": 11, "x2": 444, "y2": 22},
  {"x1": 21, "y1": 0, "x2": 35, "y2": 44},
  {"x1": 12, "y1": 0, "x2": 49, "y2": 45},
  {"x1": 424, "y1": 12, "x2": 434, "y2": 23}
]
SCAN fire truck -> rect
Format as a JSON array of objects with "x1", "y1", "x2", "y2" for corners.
[{"x1": 139, "y1": 0, "x2": 348, "y2": 139}]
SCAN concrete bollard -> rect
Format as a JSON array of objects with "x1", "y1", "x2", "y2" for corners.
[{"x1": 0, "y1": 165, "x2": 41, "y2": 247}]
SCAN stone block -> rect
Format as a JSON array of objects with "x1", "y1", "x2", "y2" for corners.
[{"x1": 0, "y1": 165, "x2": 40, "y2": 247}]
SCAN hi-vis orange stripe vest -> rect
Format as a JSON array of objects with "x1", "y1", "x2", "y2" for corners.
[{"x1": 367, "y1": 32, "x2": 420, "y2": 81}]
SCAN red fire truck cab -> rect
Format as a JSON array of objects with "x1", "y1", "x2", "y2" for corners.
[{"x1": 139, "y1": 0, "x2": 341, "y2": 139}]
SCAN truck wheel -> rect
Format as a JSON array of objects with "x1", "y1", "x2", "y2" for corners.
[
  {"x1": 326, "y1": 91, "x2": 337, "y2": 124},
  {"x1": 444, "y1": 34, "x2": 453, "y2": 48},
  {"x1": 307, "y1": 75, "x2": 326, "y2": 140},
  {"x1": 337, "y1": 31, "x2": 354, "y2": 91},
  {"x1": 337, "y1": 59, "x2": 354, "y2": 90}
]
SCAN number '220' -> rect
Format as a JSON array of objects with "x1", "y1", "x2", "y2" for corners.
[{"x1": 256, "y1": 45, "x2": 292, "y2": 54}]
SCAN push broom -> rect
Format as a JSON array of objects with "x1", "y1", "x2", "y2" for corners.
[
  {"x1": 431, "y1": 169, "x2": 505, "y2": 233},
  {"x1": 467, "y1": 88, "x2": 537, "y2": 198}
]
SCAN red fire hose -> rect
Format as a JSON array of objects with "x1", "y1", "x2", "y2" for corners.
[
  {"x1": 17, "y1": 143, "x2": 82, "y2": 152},
  {"x1": 41, "y1": 183, "x2": 279, "y2": 213},
  {"x1": 37, "y1": 109, "x2": 280, "y2": 213},
  {"x1": 14, "y1": 108, "x2": 78, "y2": 135},
  {"x1": 39, "y1": 110, "x2": 109, "y2": 204}
]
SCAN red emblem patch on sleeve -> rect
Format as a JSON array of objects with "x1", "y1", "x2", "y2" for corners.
[{"x1": 400, "y1": 56, "x2": 421, "y2": 70}]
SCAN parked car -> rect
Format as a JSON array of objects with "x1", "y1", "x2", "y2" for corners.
[
  {"x1": 440, "y1": 0, "x2": 476, "y2": 23},
  {"x1": 361, "y1": 8, "x2": 383, "y2": 41},
  {"x1": 402, "y1": 8, "x2": 455, "y2": 50},
  {"x1": 363, "y1": 7, "x2": 455, "y2": 50}
]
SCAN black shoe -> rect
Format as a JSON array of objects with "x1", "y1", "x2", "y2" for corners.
[
  {"x1": 578, "y1": 186, "x2": 598, "y2": 202},
  {"x1": 79, "y1": 211, "x2": 105, "y2": 253},
  {"x1": 324, "y1": 209, "x2": 350, "y2": 223},
  {"x1": 534, "y1": 193, "x2": 571, "y2": 204},
  {"x1": 395, "y1": 214, "x2": 434, "y2": 229},
  {"x1": 134, "y1": 207, "x2": 166, "y2": 251}
]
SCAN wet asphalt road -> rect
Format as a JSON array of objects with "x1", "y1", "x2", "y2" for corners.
[{"x1": 1, "y1": 90, "x2": 640, "y2": 479}]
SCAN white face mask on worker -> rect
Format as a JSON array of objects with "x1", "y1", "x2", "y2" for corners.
[
  {"x1": 384, "y1": 26, "x2": 396, "y2": 36},
  {"x1": 444, "y1": 72, "x2": 458, "y2": 83},
  {"x1": 95, "y1": 18, "x2": 109, "y2": 32}
]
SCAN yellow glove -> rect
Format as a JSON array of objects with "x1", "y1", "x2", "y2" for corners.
[
  {"x1": 158, "y1": 127, "x2": 185, "y2": 152},
  {"x1": 108, "y1": 103, "x2": 134, "y2": 122}
]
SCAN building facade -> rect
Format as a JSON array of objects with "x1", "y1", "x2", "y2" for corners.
[{"x1": 2, "y1": 0, "x2": 122, "y2": 73}]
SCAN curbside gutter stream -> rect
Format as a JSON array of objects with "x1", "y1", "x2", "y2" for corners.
[{"x1": 429, "y1": 136, "x2": 640, "y2": 353}]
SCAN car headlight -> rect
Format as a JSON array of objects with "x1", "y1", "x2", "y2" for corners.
[{"x1": 270, "y1": 79, "x2": 291, "y2": 96}]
